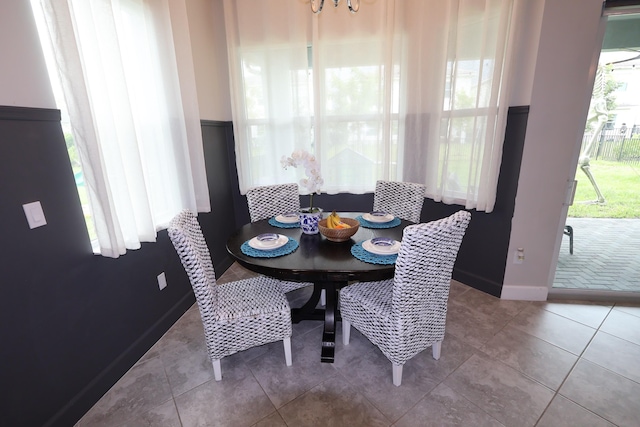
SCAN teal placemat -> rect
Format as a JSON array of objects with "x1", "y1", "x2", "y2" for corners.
[
  {"x1": 351, "y1": 241, "x2": 398, "y2": 265},
  {"x1": 356, "y1": 215, "x2": 401, "y2": 229},
  {"x1": 241, "y1": 237, "x2": 298, "y2": 258},
  {"x1": 268, "y1": 217, "x2": 300, "y2": 228}
]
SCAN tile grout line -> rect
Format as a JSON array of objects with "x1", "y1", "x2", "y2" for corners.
[{"x1": 532, "y1": 305, "x2": 617, "y2": 426}]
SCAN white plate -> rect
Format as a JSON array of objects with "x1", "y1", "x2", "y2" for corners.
[
  {"x1": 362, "y1": 238, "x2": 400, "y2": 255},
  {"x1": 275, "y1": 212, "x2": 300, "y2": 224},
  {"x1": 362, "y1": 212, "x2": 394, "y2": 223},
  {"x1": 248, "y1": 234, "x2": 289, "y2": 250}
]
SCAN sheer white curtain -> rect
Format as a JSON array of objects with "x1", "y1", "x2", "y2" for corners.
[
  {"x1": 224, "y1": 0, "x2": 515, "y2": 212},
  {"x1": 32, "y1": 0, "x2": 210, "y2": 258},
  {"x1": 313, "y1": 1, "x2": 399, "y2": 194},
  {"x1": 400, "y1": 0, "x2": 515, "y2": 211},
  {"x1": 223, "y1": 0, "x2": 313, "y2": 192}
]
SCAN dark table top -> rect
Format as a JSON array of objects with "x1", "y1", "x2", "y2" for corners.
[{"x1": 226, "y1": 212, "x2": 411, "y2": 284}]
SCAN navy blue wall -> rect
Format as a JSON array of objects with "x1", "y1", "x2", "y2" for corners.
[{"x1": 0, "y1": 108, "x2": 235, "y2": 426}]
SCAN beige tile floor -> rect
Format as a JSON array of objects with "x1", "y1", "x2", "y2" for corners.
[{"x1": 77, "y1": 263, "x2": 640, "y2": 427}]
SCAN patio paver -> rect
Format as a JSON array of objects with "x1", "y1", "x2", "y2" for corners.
[{"x1": 553, "y1": 218, "x2": 640, "y2": 292}]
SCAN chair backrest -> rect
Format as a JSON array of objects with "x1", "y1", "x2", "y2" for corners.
[
  {"x1": 246, "y1": 183, "x2": 301, "y2": 222},
  {"x1": 391, "y1": 210, "x2": 471, "y2": 333},
  {"x1": 168, "y1": 210, "x2": 218, "y2": 315},
  {"x1": 373, "y1": 180, "x2": 425, "y2": 223}
]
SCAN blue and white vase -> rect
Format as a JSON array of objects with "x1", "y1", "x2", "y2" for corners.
[{"x1": 299, "y1": 208, "x2": 323, "y2": 235}]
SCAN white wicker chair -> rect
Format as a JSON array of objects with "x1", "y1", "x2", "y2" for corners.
[
  {"x1": 339, "y1": 210, "x2": 471, "y2": 386},
  {"x1": 373, "y1": 180, "x2": 426, "y2": 223},
  {"x1": 246, "y1": 183, "x2": 317, "y2": 298},
  {"x1": 246, "y1": 183, "x2": 301, "y2": 222},
  {"x1": 168, "y1": 210, "x2": 292, "y2": 381}
]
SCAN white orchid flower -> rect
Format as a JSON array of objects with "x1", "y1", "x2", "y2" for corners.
[{"x1": 281, "y1": 149, "x2": 324, "y2": 211}]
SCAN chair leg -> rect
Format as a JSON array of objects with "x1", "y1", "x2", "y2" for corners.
[
  {"x1": 342, "y1": 319, "x2": 351, "y2": 345},
  {"x1": 392, "y1": 363, "x2": 403, "y2": 386},
  {"x1": 283, "y1": 337, "x2": 292, "y2": 366},
  {"x1": 212, "y1": 359, "x2": 222, "y2": 381},
  {"x1": 432, "y1": 341, "x2": 442, "y2": 360},
  {"x1": 320, "y1": 289, "x2": 326, "y2": 306},
  {"x1": 564, "y1": 225, "x2": 574, "y2": 255}
]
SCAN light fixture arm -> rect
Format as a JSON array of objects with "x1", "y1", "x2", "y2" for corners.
[
  {"x1": 311, "y1": 0, "x2": 324, "y2": 14},
  {"x1": 311, "y1": 0, "x2": 359, "y2": 14}
]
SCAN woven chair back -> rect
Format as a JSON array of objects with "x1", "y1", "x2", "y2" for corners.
[
  {"x1": 392, "y1": 210, "x2": 471, "y2": 330},
  {"x1": 168, "y1": 210, "x2": 218, "y2": 316},
  {"x1": 246, "y1": 183, "x2": 301, "y2": 222},
  {"x1": 373, "y1": 180, "x2": 425, "y2": 223}
]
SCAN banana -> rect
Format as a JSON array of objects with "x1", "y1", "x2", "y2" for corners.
[
  {"x1": 327, "y1": 212, "x2": 337, "y2": 229},
  {"x1": 336, "y1": 220, "x2": 350, "y2": 229},
  {"x1": 326, "y1": 211, "x2": 351, "y2": 229},
  {"x1": 330, "y1": 211, "x2": 351, "y2": 229}
]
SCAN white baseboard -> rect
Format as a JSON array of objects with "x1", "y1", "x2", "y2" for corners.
[{"x1": 500, "y1": 285, "x2": 548, "y2": 301}]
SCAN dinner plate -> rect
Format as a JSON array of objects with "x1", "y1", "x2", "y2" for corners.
[
  {"x1": 362, "y1": 211, "x2": 395, "y2": 223},
  {"x1": 362, "y1": 237, "x2": 401, "y2": 255},
  {"x1": 248, "y1": 234, "x2": 288, "y2": 250},
  {"x1": 275, "y1": 212, "x2": 300, "y2": 224}
]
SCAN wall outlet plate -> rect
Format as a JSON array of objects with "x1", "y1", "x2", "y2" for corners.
[
  {"x1": 157, "y1": 272, "x2": 167, "y2": 290},
  {"x1": 513, "y1": 248, "x2": 524, "y2": 264}
]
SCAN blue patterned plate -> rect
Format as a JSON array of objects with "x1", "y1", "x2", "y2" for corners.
[
  {"x1": 248, "y1": 234, "x2": 288, "y2": 250},
  {"x1": 351, "y1": 241, "x2": 398, "y2": 265},
  {"x1": 275, "y1": 212, "x2": 300, "y2": 224},
  {"x1": 242, "y1": 237, "x2": 298, "y2": 258},
  {"x1": 362, "y1": 211, "x2": 394, "y2": 223},
  {"x1": 362, "y1": 238, "x2": 400, "y2": 255}
]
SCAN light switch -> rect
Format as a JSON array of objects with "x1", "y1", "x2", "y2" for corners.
[
  {"x1": 157, "y1": 272, "x2": 167, "y2": 290},
  {"x1": 23, "y1": 201, "x2": 47, "y2": 229}
]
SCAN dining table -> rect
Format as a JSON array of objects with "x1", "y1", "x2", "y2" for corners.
[{"x1": 225, "y1": 212, "x2": 412, "y2": 363}]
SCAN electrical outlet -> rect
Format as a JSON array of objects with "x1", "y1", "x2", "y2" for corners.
[
  {"x1": 513, "y1": 248, "x2": 524, "y2": 264},
  {"x1": 157, "y1": 272, "x2": 167, "y2": 290}
]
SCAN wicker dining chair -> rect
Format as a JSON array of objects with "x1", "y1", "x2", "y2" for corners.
[
  {"x1": 339, "y1": 210, "x2": 471, "y2": 386},
  {"x1": 373, "y1": 180, "x2": 426, "y2": 223},
  {"x1": 246, "y1": 183, "x2": 301, "y2": 222},
  {"x1": 245, "y1": 183, "x2": 317, "y2": 298},
  {"x1": 168, "y1": 210, "x2": 293, "y2": 381}
]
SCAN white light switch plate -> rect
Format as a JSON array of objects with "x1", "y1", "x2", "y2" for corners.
[
  {"x1": 23, "y1": 201, "x2": 47, "y2": 229},
  {"x1": 157, "y1": 272, "x2": 167, "y2": 290}
]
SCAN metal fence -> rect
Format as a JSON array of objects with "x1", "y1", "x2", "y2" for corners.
[{"x1": 582, "y1": 127, "x2": 640, "y2": 165}]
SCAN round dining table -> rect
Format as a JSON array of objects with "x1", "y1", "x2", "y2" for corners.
[{"x1": 226, "y1": 212, "x2": 411, "y2": 363}]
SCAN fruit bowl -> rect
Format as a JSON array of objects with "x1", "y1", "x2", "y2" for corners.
[{"x1": 318, "y1": 217, "x2": 360, "y2": 242}]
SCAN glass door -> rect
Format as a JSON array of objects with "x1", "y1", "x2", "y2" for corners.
[{"x1": 552, "y1": 10, "x2": 640, "y2": 296}]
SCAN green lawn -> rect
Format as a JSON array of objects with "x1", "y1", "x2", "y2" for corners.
[{"x1": 568, "y1": 160, "x2": 640, "y2": 218}]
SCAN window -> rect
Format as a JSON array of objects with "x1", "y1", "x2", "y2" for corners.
[
  {"x1": 31, "y1": 0, "x2": 210, "y2": 257},
  {"x1": 224, "y1": 0, "x2": 515, "y2": 212},
  {"x1": 31, "y1": 4, "x2": 96, "y2": 241}
]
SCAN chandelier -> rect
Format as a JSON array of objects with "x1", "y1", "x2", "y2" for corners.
[{"x1": 311, "y1": 0, "x2": 360, "y2": 14}]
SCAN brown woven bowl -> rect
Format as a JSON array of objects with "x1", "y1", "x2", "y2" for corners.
[{"x1": 318, "y1": 217, "x2": 360, "y2": 242}]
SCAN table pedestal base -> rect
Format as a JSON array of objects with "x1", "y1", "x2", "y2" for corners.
[{"x1": 291, "y1": 281, "x2": 344, "y2": 363}]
